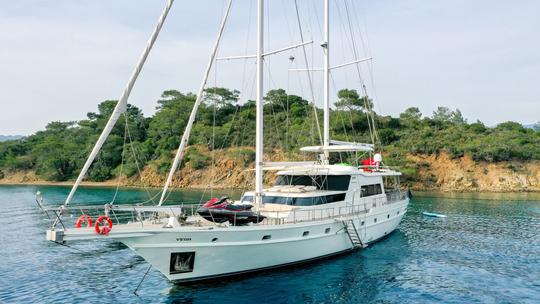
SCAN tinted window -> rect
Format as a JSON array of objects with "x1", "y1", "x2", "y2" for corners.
[
  {"x1": 241, "y1": 196, "x2": 254, "y2": 203},
  {"x1": 275, "y1": 175, "x2": 351, "y2": 191},
  {"x1": 361, "y1": 184, "x2": 382, "y2": 197},
  {"x1": 262, "y1": 196, "x2": 295, "y2": 205},
  {"x1": 241, "y1": 193, "x2": 346, "y2": 206}
]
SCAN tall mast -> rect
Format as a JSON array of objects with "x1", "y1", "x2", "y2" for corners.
[
  {"x1": 62, "y1": 0, "x2": 174, "y2": 207},
  {"x1": 255, "y1": 0, "x2": 264, "y2": 207},
  {"x1": 323, "y1": 0, "x2": 330, "y2": 162}
]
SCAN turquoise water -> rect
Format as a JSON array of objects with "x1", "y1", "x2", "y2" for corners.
[{"x1": 0, "y1": 185, "x2": 538, "y2": 303}]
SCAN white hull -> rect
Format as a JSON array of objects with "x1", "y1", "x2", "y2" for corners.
[{"x1": 117, "y1": 198, "x2": 408, "y2": 283}]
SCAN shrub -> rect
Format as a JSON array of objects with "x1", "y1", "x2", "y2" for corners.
[
  {"x1": 184, "y1": 147, "x2": 210, "y2": 170},
  {"x1": 3, "y1": 155, "x2": 33, "y2": 171},
  {"x1": 227, "y1": 148, "x2": 256, "y2": 165}
]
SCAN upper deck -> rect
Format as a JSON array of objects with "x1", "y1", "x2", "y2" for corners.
[{"x1": 275, "y1": 164, "x2": 402, "y2": 177}]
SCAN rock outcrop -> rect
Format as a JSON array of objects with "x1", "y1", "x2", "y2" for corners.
[{"x1": 1, "y1": 148, "x2": 539, "y2": 192}]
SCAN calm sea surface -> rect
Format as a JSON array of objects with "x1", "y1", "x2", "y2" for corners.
[{"x1": 0, "y1": 185, "x2": 538, "y2": 303}]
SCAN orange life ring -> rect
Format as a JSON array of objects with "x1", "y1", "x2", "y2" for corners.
[
  {"x1": 75, "y1": 214, "x2": 93, "y2": 228},
  {"x1": 94, "y1": 215, "x2": 113, "y2": 235}
]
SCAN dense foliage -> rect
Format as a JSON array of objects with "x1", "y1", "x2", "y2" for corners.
[{"x1": 0, "y1": 88, "x2": 538, "y2": 181}]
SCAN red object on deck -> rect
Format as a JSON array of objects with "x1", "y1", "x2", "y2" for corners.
[
  {"x1": 362, "y1": 158, "x2": 380, "y2": 172},
  {"x1": 203, "y1": 197, "x2": 221, "y2": 208}
]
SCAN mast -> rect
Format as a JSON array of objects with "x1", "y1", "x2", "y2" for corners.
[
  {"x1": 323, "y1": 0, "x2": 330, "y2": 162},
  {"x1": 158, "y1": 0, "x2": 233, "y2": 206},
  {"x1": 255, "y1": 0, "x2": 264, "y2": 207},
  {"x1": 63, "y1": 0, "x2": 175, "y2": 207}
]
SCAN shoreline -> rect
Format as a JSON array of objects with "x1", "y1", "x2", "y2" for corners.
[
  {"x1": 1, "y1": 180, "x2": 540, "y2": 194},
  {"x1": 0, "y1": 180, "x2": 239, "y2": 190}
]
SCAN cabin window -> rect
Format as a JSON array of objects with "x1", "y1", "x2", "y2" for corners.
[
  {"x1": 294, "y1": 193, "x2": 346, "y2": 206},
  {"x1": 387, "y1": 214, "x2": 390, "y2": 219},
  {"x1": 262, "y1": 235, "x2": 271, "y2": 240},
  {"x1": 374, "y1": 218, "x2": 377, "y2": 223},
  {"x1": 258, "y1": 193, "x2": 346, "y2": 206},
  {"x1": 170, "y1": 252, "x2": 195, "y2": 274},
  {"x1": 361, "y1": 184, "x2": 383, "y2": 197},
  {"x1": 325, "y1": 228, "x2": 331, "y2": 234},
  {"x1": 275, "y1": 175, "x2": 351, "y2": 191},
  {"x1": 302, "y1": 231, "x2": 310, "y2": 237},
  {"x1": 397, "y1": 211, "x2": 400, "y2": 215},
  {"x1": 211, "y1": 238, "x2": 218, "y2": 242},
  {"x1": 240, "y1": 195, "x2": 254, "y2": 203},
  {"x1": 361, "y1": 221, "x2": 365, "y2": 226}
]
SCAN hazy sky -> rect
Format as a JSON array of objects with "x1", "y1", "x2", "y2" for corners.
[{"x1": 1, "y1": 0, "x2": 539, "y2": 135}]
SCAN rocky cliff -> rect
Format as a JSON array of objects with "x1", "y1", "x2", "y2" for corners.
[
  {"x1": 406, "y1": 153, "x2": 540, "y2": 192},
  {"x1": 1, "y1": 147, "x2": 539, "y2": 192}
]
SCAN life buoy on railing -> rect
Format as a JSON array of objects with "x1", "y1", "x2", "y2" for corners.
[
  {"x1": 75, "y1": 214, "x2": 93, "y2": 228},
  {"x1": 94, "y1": 215, "x2": 113, "y2": 235}
]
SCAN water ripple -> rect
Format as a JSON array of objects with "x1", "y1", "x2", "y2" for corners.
[{"x1": 0, "y1": 186, "x2": 539, "y2": 303}]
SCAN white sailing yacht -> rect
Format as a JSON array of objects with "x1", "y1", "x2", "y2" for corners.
[{"x1": 43, "y1": 0, "x2": 409, "y2": 283}]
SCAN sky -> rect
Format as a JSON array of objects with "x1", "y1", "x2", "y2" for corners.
[{"x1": 0, "y1": 0, "x2": 538, "y2": 135}]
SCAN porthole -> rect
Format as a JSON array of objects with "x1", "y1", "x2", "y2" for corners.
[
  {"x1": 211, "y1": 237, "x2": 218, "y2": 242},
  {"x1": 387, "y1": 214, "x2": 390, "y2": 219},
  {"x1": 361, "y1": 221, "x2": 365, "y2": 226},
  {"x1": 262, "y1": 235, "x2": 271, "y2": 240},
  {"x1": 374, "y1": 218, "x2": 377, "y2": 223},
  {"x1": 302, "y1": 231, "x2": 310, "y2": 237},
  {"x1": 397, "y1": 211, "x2": 400, "y2": 215},
  {"x1": 324, "y1": 228, "x2": 331, "y2": 234}
]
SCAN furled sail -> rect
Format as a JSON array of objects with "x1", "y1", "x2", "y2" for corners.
[
  {"x1": 63, "y1": 0, "x2": 175, "y2": 207},
  {"x1": 158, "y1": 0, "x2": 233, "y2": 205}
]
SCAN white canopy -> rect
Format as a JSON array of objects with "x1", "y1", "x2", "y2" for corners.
[
  {"x1": 300, "y1": 140, "x2": 373, "y2": 153},
  {"x1": 262, "y1": 161, "x2": 318, "y2": 170}
]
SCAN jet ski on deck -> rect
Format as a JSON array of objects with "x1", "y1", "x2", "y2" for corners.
[{"x1": 197, "y1": 197, "x2": 266, "y2": 225}]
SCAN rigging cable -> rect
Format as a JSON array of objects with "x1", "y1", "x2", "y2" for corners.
[
  {"x1": 293, "y1": 0, "x2": 323, "y2": 146},
  {"x1": 342, "y1": 0, "x2": 380, "y2": 147},
  {"x1": 110, "y1": 115, "x2": 129, "y2": 204},
  {"x1": 124, "y1": 115, "x2": 159, "y2": 204}
]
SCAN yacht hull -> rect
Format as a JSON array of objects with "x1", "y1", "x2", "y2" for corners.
[{"x1": 118, "y1": 198, "x2": 408, "y2": 283}]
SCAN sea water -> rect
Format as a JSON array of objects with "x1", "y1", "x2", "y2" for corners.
[{"x1": 0, "y1": 185, "x2": 538, "y2": 303}]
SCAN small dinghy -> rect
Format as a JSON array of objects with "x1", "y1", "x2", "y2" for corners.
[
  {"x1": 422, "y1": 212, "x2": 447, "y2": 218},
  {"x1": 197, "y1": 197, "x2": 266, "y2": 225}
]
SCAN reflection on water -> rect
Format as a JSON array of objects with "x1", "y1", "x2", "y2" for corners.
[
  {"x1": 415, "y1": 190, "x2": 540, "y2": 201},
  {"x1": 0, "y1": 185, "x2": 539, "y2": 303}
]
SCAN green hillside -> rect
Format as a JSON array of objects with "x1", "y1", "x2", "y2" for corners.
[{"x1": 1, "y1": 88, "x2": 539, "y2": 182}]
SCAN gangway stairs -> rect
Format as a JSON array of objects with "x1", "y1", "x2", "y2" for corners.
[{"x1": 343, "y1": 219, "x2": 366, "y2": 249}]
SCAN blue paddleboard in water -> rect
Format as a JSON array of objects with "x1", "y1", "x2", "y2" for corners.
[{"x1": 422, "y1": 212, "x2": 447, "y2": 218}]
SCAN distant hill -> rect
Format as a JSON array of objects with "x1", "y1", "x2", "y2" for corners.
[
  {"x1": 0, "y1": 135, "x2": 23, "y2": 142},
  {"x1": 524, "y1": 123, "x2": 540, "y2": 131}
]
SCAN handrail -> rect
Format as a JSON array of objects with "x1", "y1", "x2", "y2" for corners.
[{"x1": 43, "y1": 193, "x2": 406, "y2": 229}]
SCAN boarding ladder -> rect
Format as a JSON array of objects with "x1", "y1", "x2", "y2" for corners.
[{"x1": 343, "y1": 219, "x2": 365, "y2": 249}]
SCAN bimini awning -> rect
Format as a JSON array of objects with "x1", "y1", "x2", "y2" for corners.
[{"x1": 300, "y1": 140, "x2": 373, "y2": 153}]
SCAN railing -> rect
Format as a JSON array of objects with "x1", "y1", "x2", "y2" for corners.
[
  {"x1": 385, "y1": 189, "x2": 408, "y2": 204},
  {"x1": 43, "y1": 202, "x2": 201, "y2": 229},
  {"x1": 358, "y1": 165, "x2": 397, "y2": 172},
  {"x1": 42, "y1": 191, "x2": 408, "y2": 230},
  {"x1": 259, "y1": 195, "x2": 391, "y2": 225}
]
